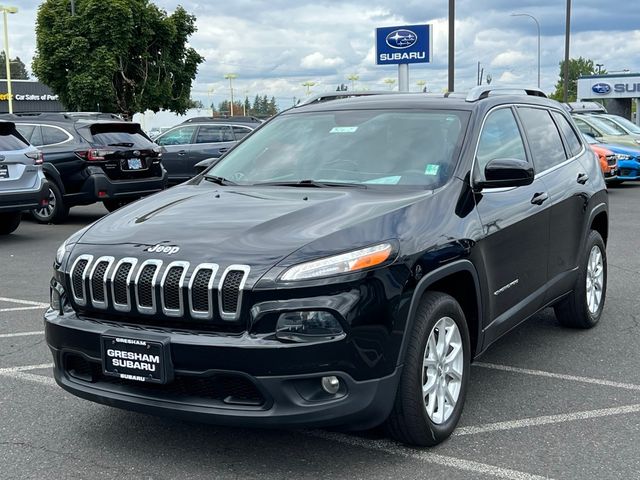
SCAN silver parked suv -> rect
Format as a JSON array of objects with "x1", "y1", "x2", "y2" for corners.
[{"x1": 0, "y1": 121, "x2": 48, "y2": 235}]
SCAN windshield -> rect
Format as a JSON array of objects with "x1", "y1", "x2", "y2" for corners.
[
  {"x1": 605, "y1": 115, "x2": 640, "y2": 134},
  {"x1": 206, "y1": 109, "x2": 469, "y2": 188},
  {"x1": 586, "y1": 116, "x2": 627, "y2": 135}
]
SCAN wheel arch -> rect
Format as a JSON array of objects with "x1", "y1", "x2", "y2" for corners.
[
  {"x1": 589, "y1": 206, "x2": 608, "y2": 245},
  {"x1": 41, "y1": 163, "x2": 65, "y2": 195},
  {"x1": 400, "y1": 260, "x2": 483, "y2": 363}
]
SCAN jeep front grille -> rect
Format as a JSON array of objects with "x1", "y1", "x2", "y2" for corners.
[{"x1": 68, "y1": 256, "x2": 248, "y2": 323}]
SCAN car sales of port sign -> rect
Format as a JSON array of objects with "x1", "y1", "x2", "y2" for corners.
[{"x1": 376, "y1": 24, "x2": 432, "y2": 65}]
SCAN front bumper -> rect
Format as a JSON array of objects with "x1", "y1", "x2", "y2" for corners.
[
  {"x1": 45, "y1": 310, "x2": 401, "y2": 429},
  {"x1": 74, "y1": 168, "x2": 167, "y2": 205},
  {"x1": 0, "y1": 177, "x2": 48, "y2": 213}
]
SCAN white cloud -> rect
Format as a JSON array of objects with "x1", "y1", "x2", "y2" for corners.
[{"x1": 300, "y1": 52, "x2": 345, "y2": 69}]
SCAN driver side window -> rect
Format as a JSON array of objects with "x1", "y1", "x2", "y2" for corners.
[{"x1": 476, "y1": 108, "x2": 527, "y2": 180}]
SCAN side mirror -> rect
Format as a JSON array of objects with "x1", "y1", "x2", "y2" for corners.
[{"x1": 477, "y1": 158, "x2": 534, "y2": 189}]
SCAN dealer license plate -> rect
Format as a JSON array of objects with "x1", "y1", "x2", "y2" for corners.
[
  {"x1": 101, "y1": 334, "x2": 169, "y2": 383},
  {"x1": 127, "y1": 158, "x2": 143, "y2": 170},
  {"x1": 0, "y1": 165, "x2": 8, "y2": 179}
]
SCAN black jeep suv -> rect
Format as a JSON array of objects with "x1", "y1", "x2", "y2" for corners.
[
  {"x1": 1, "y1": 113, "x2": 167, "y2": 222},
  {"x1": 45, "y1": 88, "x2": 608, "y2": 446}
]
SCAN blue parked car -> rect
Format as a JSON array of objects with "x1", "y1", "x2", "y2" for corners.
[{"x1": 583, "y1": 134, "x2": 640, "y2": 184}]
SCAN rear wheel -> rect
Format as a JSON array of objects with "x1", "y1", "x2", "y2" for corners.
[
  {"x1": 31, "y1": 181, "x2": 68, "y2": 224},
  {"x1": 0, "y1": 212, "x2": 21, "y2": 235},
  {"x1": 386, "y1": 291, "x2": 470, "y2": 446},
  {"x1": 554, "y1": 230, "x2": 607, "y2": 328}
]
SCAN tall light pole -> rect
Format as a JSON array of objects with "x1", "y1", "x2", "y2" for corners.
[
  {"x1": 563, "y1": 0, "x2": 572, "y2": 103},
  {"x1": 511, "y1": 13, "x2": 541, "y2": 88},
  {"x1": 1, "y1": 5, "x2": 18, "y2": 114},
  {"x1": 302, "y1": 81, "x2": 316, "y2": 96},
  {"x1": 347, "y1": 74, "x2": 359, "y2": 91},
  {"x1": 224, "y1": 73, "x2": 237, "y2": 116},
  {"x1": 448, "y1": 0, "x2": 455, "y2": 93}
]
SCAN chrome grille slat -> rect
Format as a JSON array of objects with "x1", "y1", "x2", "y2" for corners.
[
  {"x1": 188, "y1": 263, "x2": 219, "y2": 320},
  {"x1": 110, "y1": 258, "x2": 138, "y2": 312},
  {"x1": 218, "y1": 265, "x2": 250, "y2": 321},
  {"x1": 134, "y1": 259, "x2": 163, "y2": 315},
  {"x1": 88, "y1": 256, "x2": 115, "y2": 309},
  {"x1": 160, "y1": 261, "x2": 189, "y2": 317},
  {"x1": 70, "y1": 254, "x2": 93, "y2": 306}
]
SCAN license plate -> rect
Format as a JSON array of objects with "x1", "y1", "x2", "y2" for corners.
[
  {"x1": 127, "y1": 158, "x2": 143, "y2": 170},
  {"x1": 0, "y1": 165, "x2": 8, "y2": 179},
  {"x1": 101, "y1": 334, "x2": 170, "y2": 384}
]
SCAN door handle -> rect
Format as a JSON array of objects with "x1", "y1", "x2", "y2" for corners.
[
  {"x1": 531, "y1": 192, "x2": 549, "y2": 205},
  {"x1": 177, "y1": 150, "x2": 187, "y2": 156},
  {"x1": 577, "y1": 173, "x2": 589, "y2": 184},
  {"x1": 218, "y1": 148, "x2": 229, "y2": 154}
]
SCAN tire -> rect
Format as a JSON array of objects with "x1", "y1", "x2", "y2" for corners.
[
  {"x1": 386, "y1": 291, "x2": 471, "y2": 446},
  {"x1": 31, "y1": 181, "x2": 68, "y2": 224},
  {"x1": 554, "y1": 230, "x2": 607, "y2": 329},
  {"x1": 0, "y1": 212, "x2": 21, "y2": 235},
  {"x1": 103, "y1": 199, "x2": 132, "y2": 212}
]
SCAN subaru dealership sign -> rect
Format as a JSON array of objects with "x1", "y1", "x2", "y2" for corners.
[
  {"x1": 577, "y1": 74, "x2": 640, "y2": 99},
  {"x1": 375, "y1": 24, "x2": 432, "y2": 65}
]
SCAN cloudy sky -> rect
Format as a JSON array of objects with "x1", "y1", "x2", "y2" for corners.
[{"x1": 9, "y1": 0, "x2": 640, "y2": 109}]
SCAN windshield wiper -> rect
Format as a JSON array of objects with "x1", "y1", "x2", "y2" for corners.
[
  {"x1": 252, "y1": 179, "x2": 366, "y2": 188},
  {"x1": 203, "y1": 175, "x2": 237, "y2": 186}
]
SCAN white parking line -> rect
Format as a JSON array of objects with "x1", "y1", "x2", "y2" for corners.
[
  {"x1": 456, "y1": 404, "x2": 640, "y2": 436},
  {"x1": 0, "y1": 363, "x2": 53, "y2": 374},
  {"x1": 475, "y1": 362, "x2": 640, "y2": 392},
  {"x1": 0, "y1": 296, "x2": 49, "y2": 307},
  {"x1": 1, "y1": 371, "x2": 56, "y2": 386},
  {"x1": 0, "y1": 331, "x2": 43, "y2": 339},
  {"x1": 0, "y1": 306, "x2": 46, "y2": 313},
  {"x1": 306, "y1": 430, "x2": 553, "y2": 480}
]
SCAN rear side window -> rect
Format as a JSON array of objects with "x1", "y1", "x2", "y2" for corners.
[
  {"x1": 89, "y1": 124, "x2": 155, "y2": 148},
  {"x1": 233, "y1": 126, "x2": 252, "y2": 140},
  {"x1": 41, "y1": 126, "x2": 71, "y2": 145},
  {"x1": 476, "y1": 108, "x2": 527, "y2": 177},
  {"x1": 552, "y1": 112, "x2": 583, "y2": 157},
  {"x1": 572, "y1": 117, "x2": 598, "y2": 137},
  {"x1": 518, "y1": 107, "x2": 567, "y2": 172},
  {"x1": 0, "y1": 123, "x2": 29, "y2": 150},
  {"x1": 195, "y1": 125, "x2": 234, "y2": 143},
  {"x1": 156, "y1": 126, "x2": 196, "y2": 146}
]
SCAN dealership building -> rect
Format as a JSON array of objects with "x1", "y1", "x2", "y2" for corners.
[
  {"x1": 577, "y1": 73, "x2": 640, "y2": 123},
  {"x1": 0, "y1": 79, "x2": 64, "y2": 113}
]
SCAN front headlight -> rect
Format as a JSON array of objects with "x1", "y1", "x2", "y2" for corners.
[
  {"x1": 55, "y1": 239, "x2": 69, "y2": 265},
  {"x1": 281, "y1": 243, "x2": 394, "y2": 281},
  {"x1": 614, "y1": 154, "x2": 632, "y2": 161}
]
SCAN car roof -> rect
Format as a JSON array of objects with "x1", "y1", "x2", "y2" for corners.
[
  {"x1": 0, "y1": 112, "x2": 124, "y2": 124},
  {"x1": 285, "y1": 88, "x2": 560, "y2": 115}
]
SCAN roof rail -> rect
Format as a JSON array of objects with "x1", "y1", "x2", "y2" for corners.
[
  {"x1": 465, "y1": 86, "x2": 547, "y2": 102},
  {"x1": 181, "y1": 115, "x2": 263, "y2": 124},
  {"x1": 0, "y1": 111, "x2": 125, "y2": 121},
  {"x1": 297, "y1": 90, "x2": 399, "y2": 106}
]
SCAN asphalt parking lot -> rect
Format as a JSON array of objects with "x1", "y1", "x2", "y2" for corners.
[{"x1": 1, "y1": 184, "x2": 639, "y2": 480}]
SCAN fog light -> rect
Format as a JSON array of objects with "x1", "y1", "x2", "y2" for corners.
[
  {"x1": 321, "y1": 376, "x2": 340, "y2": 395},
  {"x1": 275, "y1": 310, "x2": 344, "y2": 343}
]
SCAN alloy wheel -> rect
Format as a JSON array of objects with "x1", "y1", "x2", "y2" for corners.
[{"x1": 586, "y1": 245, "x2": 604, "y2": 314}]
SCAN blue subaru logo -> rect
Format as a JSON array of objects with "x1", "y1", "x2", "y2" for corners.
[
  {"x1": 592, "y1": 83, "x2": 611, "y2": 94},
  {"x1": 386, "y1": 29, "x2": 418, "y2": 49}
]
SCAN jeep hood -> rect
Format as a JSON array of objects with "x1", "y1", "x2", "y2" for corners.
[{"x1": 77, "y1": 182, "x2": 430, "y2": 269}]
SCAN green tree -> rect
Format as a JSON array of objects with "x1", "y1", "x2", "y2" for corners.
[
  {"x1": 267, "y1": 96, "x2": 278, "y2": 116},
  {"x1": 33, "y1": 0, "x2": 204, "y2": 117},
  {"x1": 0, "y1": 53, "x2": 29, "y2": 79},
  {"x1": 550, "y1": 57, "x2": 601, "y2": 102},
  {"x1": 244, "y1": 96, "x2": 251, "y2": 116},
  {"x1": 188, "y1": 98, "x2": 204, "y2": 109}
]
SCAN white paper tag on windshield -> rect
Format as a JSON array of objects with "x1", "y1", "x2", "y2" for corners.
[{"x1": 330, "y1": 126, "x2": 358, "y2": 133}]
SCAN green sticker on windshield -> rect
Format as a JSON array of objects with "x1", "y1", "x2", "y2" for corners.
[
  {"x1": 424, "y1": 164, "x2": 440, "y2": 175},
  {"x1": 330, "y1": 126, "x2": 358, "y2": 133}
]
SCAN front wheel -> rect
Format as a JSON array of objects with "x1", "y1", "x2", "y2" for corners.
[
  {"x1": 554, "y1": 230, "x2": 607, "y2": 328},
  {"x1": 386, "y1": 291, "x2": 470, "y2": 446},
  {"x1": 0, "y1": 212, "x2": 21, "y2": 234}
]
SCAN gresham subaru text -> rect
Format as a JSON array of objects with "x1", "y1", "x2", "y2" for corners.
[{"x1": 45, "y1": 88, "x2": 609, "y2": 447}]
